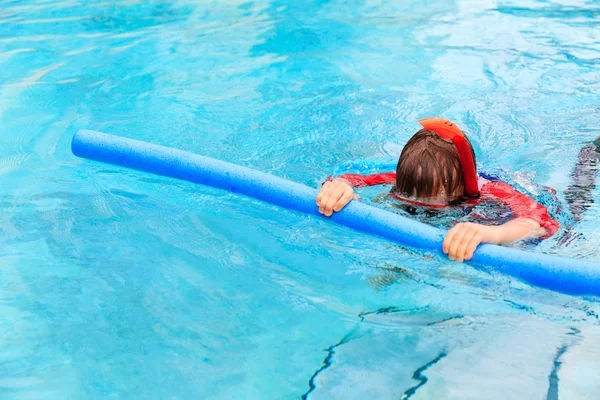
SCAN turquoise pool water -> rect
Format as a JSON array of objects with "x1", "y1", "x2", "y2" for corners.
[{"x1": 1, "y1": 0, "x2": 600, "y2": 398}]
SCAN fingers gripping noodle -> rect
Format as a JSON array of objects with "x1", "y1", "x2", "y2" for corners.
[{"x1": 72, "y1": 130, "x2": 600, "y2": 296}]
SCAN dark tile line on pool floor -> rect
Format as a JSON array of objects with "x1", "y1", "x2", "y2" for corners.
[
  {"x1": 400, "y1": 352, "x2": 447, "y2": 400},
  {"x1": 302, "y1": 306, "x2": 454, "y2": 399},
  {"x1": 546, "y1": 327, "x2": 581, "y2": 400},
  {"x1": 303, "y1": 312, "x2": 585, "y2": 398},
  {"x1": 301, "y1": 329, "x2": 358, "y2": 400}
]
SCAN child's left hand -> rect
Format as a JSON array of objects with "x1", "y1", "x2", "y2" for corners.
[
  {"x1": 442, "y1": 223, "x2": 499, "y2": 262},
  {"x1": 442, "y1": 218, "x2": 546, "y2": 262}
]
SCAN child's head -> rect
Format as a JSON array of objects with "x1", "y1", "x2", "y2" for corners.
[{"x1": 394, "y1": 128, "x2": 477, "y2": 205}]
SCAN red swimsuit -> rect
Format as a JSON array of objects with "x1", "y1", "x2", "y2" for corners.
[{"x1": 335, "y1": 172, "x2": 560, "y2": 238}]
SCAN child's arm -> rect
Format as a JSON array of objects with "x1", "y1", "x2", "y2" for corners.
[
  {"x1": 332, "y1": 172, "x2": 396, "y2": 187},
  {"x1": 444, "y1": 180, "x2": 560, "y2": 262},
  {"x1": 442, "y1": 219, "x2": 547, "y2": 262},
  {"x1": 316, "y1": 172, "x2": 395, "y2": 216},
  {"x1": 480, "y1": 180, "x2": 559, "y2": 237}
]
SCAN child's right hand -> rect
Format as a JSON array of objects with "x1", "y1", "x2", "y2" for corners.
[{"x1": 316, "y1": 178, "x2": 356, "y2": 216}]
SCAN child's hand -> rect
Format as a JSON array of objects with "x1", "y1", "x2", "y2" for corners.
[
  {"x1": 442, "y1": 223, "x2": 499, "y2": 262},
  {"x1": 443, "y1": 218, "x2": 545, "y2": 262},
  {"x1": 316, "y1": 178, "x2": 356, "y2": 216}
]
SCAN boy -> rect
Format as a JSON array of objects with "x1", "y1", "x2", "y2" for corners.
[{"x1": 316, "y1": 118, "x2": 599, "y2": 263}]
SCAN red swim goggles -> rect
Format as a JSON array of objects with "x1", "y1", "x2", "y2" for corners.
[{"x1": 418, "y1": 118, "x2": 480, "y2": 198}]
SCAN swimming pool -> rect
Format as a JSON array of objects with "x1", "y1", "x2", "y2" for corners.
[{"x1": 1, "y1": 0, "x2": 600, "y2": 398}]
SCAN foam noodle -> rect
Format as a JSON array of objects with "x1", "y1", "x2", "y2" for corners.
[{"x1": 72, "y1": 130, "x2": 600, "y2": 296}]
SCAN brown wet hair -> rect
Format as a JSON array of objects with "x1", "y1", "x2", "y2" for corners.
[{"x1": 394, "y1": 129, "x2": 477, "y2": 204}]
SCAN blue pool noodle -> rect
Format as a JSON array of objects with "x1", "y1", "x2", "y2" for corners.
[{"x1": 72, "y1": 130, "x2": 600, "y2": 296}]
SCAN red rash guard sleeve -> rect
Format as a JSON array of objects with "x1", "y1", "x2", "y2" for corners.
[
  {"x1": 480, "y1": 181, "x2": 560, "y2": 238},
  {"x1": 334, "y1": 172, "x2": 397, "y2": 187}
]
